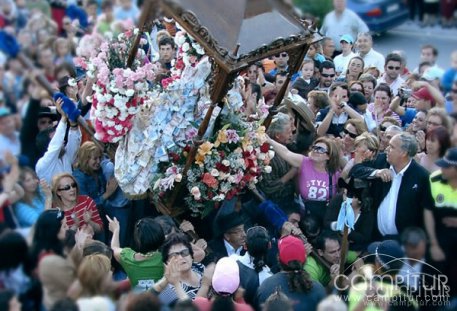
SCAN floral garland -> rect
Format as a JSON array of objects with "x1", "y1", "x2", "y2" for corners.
[
  {"x1": 152, "y1": 120, "x2": 274, "y2": 217},
  {"x1": 86, "y1": 28, "x2": 156, "y2": 143}
]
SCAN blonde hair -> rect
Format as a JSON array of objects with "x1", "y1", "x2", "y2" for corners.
[
  {"x1": 428, "y1": 107, "x2": 451, "y2": 131},
  {"x1": 51, "y1": 173, "x2": 79, "y2": 207},
  {"x1": 74, "y1": 141, "x2": 103, "y2": 174},
  {"x1": 78, "y1": 254, "x2": 111, "y2": 297},
  {"x1": 355, "y1": 132, "x2": 380, "y2": 154}
]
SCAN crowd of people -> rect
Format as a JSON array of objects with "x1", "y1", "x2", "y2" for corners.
[{"x1": 1, "y1": 0, "x2": 457, "y2": 310}]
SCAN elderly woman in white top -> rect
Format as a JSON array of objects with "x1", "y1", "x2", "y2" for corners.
[{"x1": 35, "y1": 98, "x2": 81, "y2": 184}]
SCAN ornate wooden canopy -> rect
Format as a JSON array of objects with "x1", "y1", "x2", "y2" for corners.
[{"x1": 134, "y1": 0, "x2": 321, "y2": 214}]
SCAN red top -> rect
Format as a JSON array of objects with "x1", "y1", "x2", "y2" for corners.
[{"x1": 63, "y1": 195, "x2": 103, "y2": 229}]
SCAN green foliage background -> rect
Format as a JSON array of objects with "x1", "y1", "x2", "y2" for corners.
[{"x1": 293, "y1": 0, "x2": 333, "y2": 27}]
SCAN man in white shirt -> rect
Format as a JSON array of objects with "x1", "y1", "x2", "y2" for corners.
[
  {"x1": 378, "y1": 53, "x2": 405, "y2": 96},
  {"x1": 356, "y1": 32, "x2": 385, "y2": 74},
  {"x1": 35, "y1": 103, "x2": 81, "y2": 184},
  {"x1": 333, "y1": 34, "x2": 356, "y2": 75},
  {"x1": 320, "y1": 0, "x2": 369, "y2": 52}
]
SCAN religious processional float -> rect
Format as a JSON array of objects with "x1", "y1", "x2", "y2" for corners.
[{"x1": 78, "y1": 27, "x2": 274, "y2": 217}]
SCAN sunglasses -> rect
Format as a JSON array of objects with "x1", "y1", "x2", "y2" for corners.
[
  {"x1": 312, "y1": 145, "x2": 328, "y2": 154},
  {"x1": 321, "y1": 73, "x2": 335, "y2": 78},
  {"x1": 344, "y1": 128, "x2": 358, "y2": 139},
  {"x1": 387, "y1": 66, "x2": 401, "y2": 70},
  {"x1": 169, "y1": 248, "x2": 191, "y2": 258},
  {"x1": 274, "y1": 52, "x2": 288, "y2": 58},
  {"x1": 58, "y1": 182, "x2": 77, "y2": 191}
]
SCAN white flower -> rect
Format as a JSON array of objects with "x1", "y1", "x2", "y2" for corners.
[
  {"x1": 182, "y1": 42, "x2": 190, "y2": 52},
  {"x1": 213, "y1": 194, "x2": 225, "y2": 201},
  {"x1": 175, "y1": 174, "x2": 182, "y2": 182},
  {"x1": 114, "y1": 124, "x2": 123, "y2": 131},
  {"x1": 107, "y1": 130, "x2": 115, "y2": 135},
  {"x1": 190, "y1": 186, "x2": 201, "y2": 200},
  {"x1": 264, "y1": 166, "x2": 272, "y2": 174},
  {"x1": 258, "y1": 153, "x2": 266, "y2": 160},
  {"x1": 175, "y1": 34, "x2": 186, "y2": 46},
  {"x1": 246, "y1": 145, "x2": 254, "y2": 153},
  {"x1": 134, "y1": 28, "x2": 139, "y2": 35},
  {"x1": 117, "y1": 33, "x2": 125, "y2": 41},
  {"x1": 210, "y1": 169, "x2": 219, "y2": 177},
  {"x1": 228, "y1": 175, "x2": 235, "y2": 183},
  {"x1": 268, "y1": 150, "x2": 275, "y2": 159},
  {"x1": 125, "y1": 89, "x2": 135, "y2": 97},
  {"x1": 222, "y1": 160, "x2": 230, "y2": 166},
  {"x1": 68, "y1": 78, "x2": 77, "y2": 87},
  {"x1": 105, "y1": 32, "x2": 113, "y2": 40}
]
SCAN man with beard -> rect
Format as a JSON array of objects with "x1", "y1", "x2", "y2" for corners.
[
  {"x1": 378, "y1": 53, "x2": 405, "y2": 96},
  {"x1": 317, "y1": 61, "x2": 336, "y2": 92}
]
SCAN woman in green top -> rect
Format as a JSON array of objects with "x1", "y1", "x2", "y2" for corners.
[{"x1": 107, "y1": 216, "x2": 165, "y2": 291}]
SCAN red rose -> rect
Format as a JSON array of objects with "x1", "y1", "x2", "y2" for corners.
[
  {"x1": 202, "y1": 173, "x2": 219, "y2": 189},
  {"x1": 175, "y1": 58, "x2": 185, "y2": 70},
  {"x1": 260, "y1": 143, "x2": 270, "y2": 153}
]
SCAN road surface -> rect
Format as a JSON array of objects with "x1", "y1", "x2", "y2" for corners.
[{"x1": 373, "y1": 22, "x2": 457, "y2": 71}]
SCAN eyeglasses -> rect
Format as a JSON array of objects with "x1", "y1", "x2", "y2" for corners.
[
  {"x1": 312, "y1": 145, "x2": 328, "y2": 154},
  {"x1": 168, "y1": 248, "x2": 191, "y2": 258},
  {"x1": 344, "y1": 128, "x2": 358, "y2": 139},
  {"x1": 387, "y1": 66, "x2": 401, "y2": 70},
  {"x1": 58, "y1": 182, "x2": 77, "y2": 191},
  {"x1": 321, "y1": 73, "x2": 335, "y2": 78},
  {"x1": 427, "y1": 121, "x2": 442, "y2": 127},
  {"x1": 274, "y1": 52, "x2": 288, "y2": 58}
]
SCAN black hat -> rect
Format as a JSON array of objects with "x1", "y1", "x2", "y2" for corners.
[
  {"x1": 213, "y1": 197, "x2": 245, "y2": 237},
  {"x1": 435, "y1": 147, "x2": 457, "y2": 168},
  {"x1": 38, "y1": 107, "x2": 59, "y2": 121},
  {"x1": 367, "y1": 240, "x2": 405, "y2": 271},
  {"x1": 349, "y1": 91, "x2": 367, "y2": 107}
]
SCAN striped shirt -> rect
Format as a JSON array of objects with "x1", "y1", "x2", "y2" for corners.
[{"x1": 62, "y1": 195, "x2": 103, "y2": 229}]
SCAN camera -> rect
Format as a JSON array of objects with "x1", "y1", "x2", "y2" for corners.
[{"x1": 398, "y1": 87, "x2": 412, "y2": 99}]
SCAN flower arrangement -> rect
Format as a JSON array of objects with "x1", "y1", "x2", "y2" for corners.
[
  {"x1": 87, "y1": 28, "x2": 155, "y2": 143},
  {"x1": 152, "y1": 122, "x2": 274, "y2": 217}
]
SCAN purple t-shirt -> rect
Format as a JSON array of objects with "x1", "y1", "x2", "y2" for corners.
[{"x1": 299, "y1": 157, "x2": 340, "y2": 201}]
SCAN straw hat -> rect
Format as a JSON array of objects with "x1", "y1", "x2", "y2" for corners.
[{"x1": 283, "y1": 94, "x2": 315, "y2": 132}]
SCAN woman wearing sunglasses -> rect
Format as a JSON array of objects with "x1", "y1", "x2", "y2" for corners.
[
  {"x1": 152, "y1": 233, "x2": 208, "y2": 306},
  {"x1": 51, "y1": 173, "x2": 103, "y2": 234},
  {"x1": 340, "y1": 119, "x2": 367, "y2": 162},
  {"x1": 266, "y1": 136, "x2": 340, "y2": 224}
]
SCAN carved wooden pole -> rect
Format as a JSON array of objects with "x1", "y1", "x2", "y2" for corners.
[
  {"x1": 16, "y1": 54, "x2": 105, "y2": 150},
  {"x1": 127, "y1": 0, "x2": 157, "y2": 68}
]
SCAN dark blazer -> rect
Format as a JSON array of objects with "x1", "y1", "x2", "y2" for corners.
[{"x1": 349, "y1": 154, "x2": 434, "y2": 237}]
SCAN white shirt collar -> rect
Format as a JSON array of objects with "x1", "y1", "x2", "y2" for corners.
[
  {"x1": 390, "y1": 160, "x2": 412, "y2": 176},
  {"x1": 224, "y1": 239, "x2": 242, "y2": 256}
]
